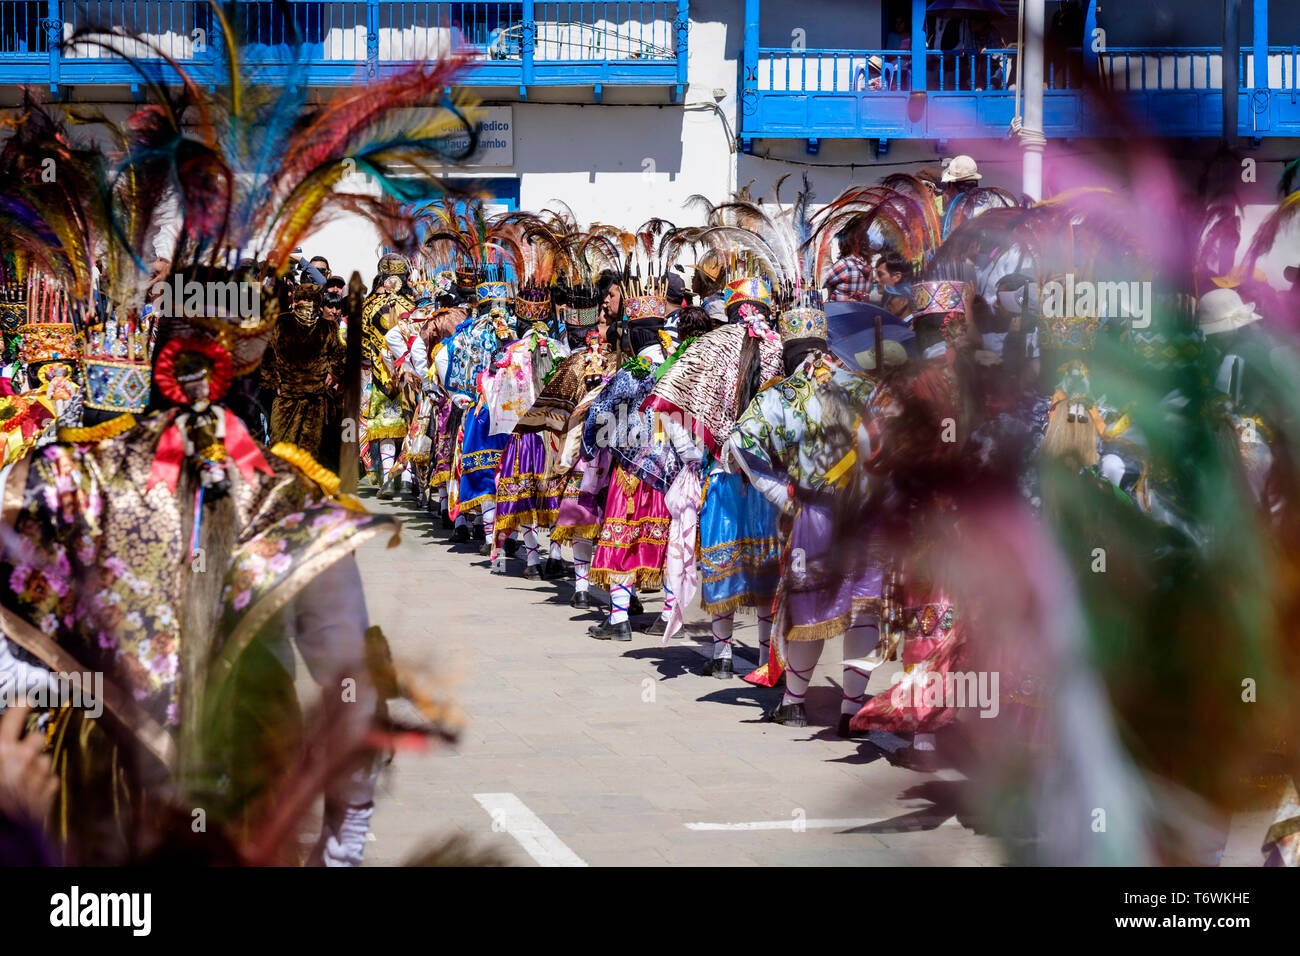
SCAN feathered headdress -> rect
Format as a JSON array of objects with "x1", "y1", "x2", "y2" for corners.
[
  {"x1": 805, "y1": 180, "x2": 943, "y2": 283},
  {"x1": 71, "y1": 3, "x2": 477, "y2": 275}
]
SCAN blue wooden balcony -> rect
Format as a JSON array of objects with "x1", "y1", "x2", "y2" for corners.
[
  {"x1": 740, "y1": 0, "x2": 1300, "y2": 143},
  {"x1": 0, "y1": 1, "x2": 689, "y2": 99}
]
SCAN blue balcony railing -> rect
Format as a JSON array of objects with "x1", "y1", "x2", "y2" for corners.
[
  {"x1": 743, "y1": 42, "x2": 1300, "y2": 141},
  {"x1": 0, "y1": 0, "x2": 689, "y2": 97}
]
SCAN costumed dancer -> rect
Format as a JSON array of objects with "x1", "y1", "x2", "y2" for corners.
[
  {"x1": 0, "y1": 44, "x2": 474, "y2": 864},
  {"x1": 516, "y1": 326, "x2": 618, "y2": 609},
  {"x1": 455, "y1": 272, "x2": 516, "y2": 561},
  {"x1": 490, "y1": 286, "x2": 570, "y2": 578},
  {"x1": 646, "y1": 188, "x2": 808, "y2": 659},
  {"x1": 383, "y1": 300, "x2": 431, "y2": 498},
  {"x1": 585, "y1": 280, "x2": 678, "y2": 641},
  {"x1": 262, "y1": 282, "x2": 346, "y2": 470},
  {"x1": 725, "y1": 298, "x2": 881, "y2": 734},
  {"x1": 361, "y1": 254, "x2": 416, "y2": 498},
  {"x1": 483, "y1": 220, "x2": 571, "y2": 577},
  {"x1": 646, "y1": 275, "x2": 785, "y2": 665},
  {"x1": 848, "y1": 278, "x2": 982, "y2": 756}
]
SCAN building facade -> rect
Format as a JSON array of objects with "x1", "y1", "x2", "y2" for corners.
[{"x1": 2, "y1": 1, "x2": 1296, "y2": 283}]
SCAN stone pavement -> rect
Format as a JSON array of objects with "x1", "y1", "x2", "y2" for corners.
[{"x1": 345, "y1": 490, "x2": 1008, "y2": 867}]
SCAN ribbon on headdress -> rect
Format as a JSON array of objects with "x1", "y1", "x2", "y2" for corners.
[
  {"x1": 745, "y1": 314, "x2": 780, "y2": 344},
  {"x1": 148, "y1": 408, "x2": 274, "y2": 494}
]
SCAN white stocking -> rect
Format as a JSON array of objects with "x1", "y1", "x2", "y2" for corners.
[
  {"x1": 841, "y1": 616, "x2": 878, "y2": 715},
  {"x1": 572, "y1": 537, "x2": 593, "y2": 594},
  {"x1": 782, "y1": 639, "x2": 824, "y2": 707},
  {"x1": 710, "y1": 612, "x2": 734, "y2": 660}
]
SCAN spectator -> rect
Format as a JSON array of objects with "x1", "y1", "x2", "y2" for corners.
[
  {"x1": 662, "y1": 270, "x2": 692, "y2": 342},
  {"x1": 886, "y1": 15, "x2": 909, "y2": 51},
  {"x1": 1047, "y1": 1, "x2": 1084, "y2": 88},
  {"x1": 874, "y1": 251, "x2": 915, "y2": 318},
  {"x1": 824, "y1": 222, "x2": 873, "y2": 302},
  {"x1": 310, "y1": 256, "x2": 332, "y2": 279},
  {"x1": 692, "y1": 252, "x2": 727, "y2": 325}
]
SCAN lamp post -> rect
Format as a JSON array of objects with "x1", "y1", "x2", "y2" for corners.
[{"x1": 1020, "y1": 0, "x2": 1046, "y2": 200}]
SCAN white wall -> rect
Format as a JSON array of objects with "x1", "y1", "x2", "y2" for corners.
[{"x1": 13, "y1": 0, "x2": 1300, "y2": 294}]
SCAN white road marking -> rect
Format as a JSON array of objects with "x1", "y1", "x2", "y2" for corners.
[
  {"x1": 474, "y1": 792, "x2": 588, "y2": 867},
  {"x1": 685, "y1": 816, "x2": 965, "y2": 832}
]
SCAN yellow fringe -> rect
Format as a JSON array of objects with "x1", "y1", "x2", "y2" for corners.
[
  {"x1": 701, "y1": 592, "x2": 778, "y2": 618},
  {"x1": 551, "y1": 523, "x2": 599, "y2": 544},
  {"x1": 270, "y1": 442, "x2": 341, "y2": 496},
  {"x1": 589, "y1": 567, "x2": 664, "y2": 591},
  {"x1": 784, "y1": 597, "x2": 883, "y2": 643},
  {"x1": 58, "y1": 413, "x2": 136, "y2": 443}
]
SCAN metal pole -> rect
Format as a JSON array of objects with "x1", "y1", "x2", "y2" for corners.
[
  {"x1": 1021, "y1": 0, "x2": 1046, "y2": 201},
  {"x1": 1223, "y1": 0, "x2": 1241, "y2": 143}
]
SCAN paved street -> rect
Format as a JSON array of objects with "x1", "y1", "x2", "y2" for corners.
[
  {"x1": 334, "y1": 491, "x2": 1274, "y2": 867},
  {"x1": 342, "y1": 490, "x2": 1009, "y2": 867}
]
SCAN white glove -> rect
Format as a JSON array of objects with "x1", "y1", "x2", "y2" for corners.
[
  {"x1": 452, "y1": 393, "x2": 472, "y2": 409},
  {"x1": 320, "y1": 802, "x2": 375, "y2": 867}
]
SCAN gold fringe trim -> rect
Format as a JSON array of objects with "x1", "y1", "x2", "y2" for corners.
[
  {"x1": 58, "y1": 413, "x2": 136, "y2": 443},
  {"x1": 551, "y1": 522, "x2": 599, "y2": 544},
  {"x1": 589, "y1": 567, "x2": 664, "y2": 591},
  {"x1": 701, "y1": 591, "x2": 778, "y2": 617},
  {"x1": 784, "y1": 597, "x2": 882, "y2": 643},
  {"x1": 270, "y1": 442, "x2": 341, "y2": 496},
  {"x1": 458, "y1": 492, "x2": 496, "y2": 512},
  {"x1": 271, "y1": 442, "x2": 370, "y2": 513},
  {"x1": 365, "y1": 423, "x2": 409, "y2": 440}
]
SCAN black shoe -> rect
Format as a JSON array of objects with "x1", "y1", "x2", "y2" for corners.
[
  {"x1": 629, "y1": 596, "x2": 644, "y2": 617},
  {"x1": 450, "y1": 525, "x2": 469, "y2": 543},
  {"x1": 764, "y1": 702, "x2": 807, "y2": 727},
  {"x1": 893, "y1": 745, "x2": 941, "y2": 773},
  {"x1": 542, "y1": 558, "x2": 565, "y2": 580},
  {"x1": 376, "y1": 476, "x2": 399, "y2": 500},
  {"x1": 699, "y1": 657, "x2": 734, "y2": 679},
  {"x1": 472, "y1": 524, "x2": 486, "y2": 541},
  {"x1": 523, "y1": 564, "x2": 541, "y2": 580},
  {"x1": 479, "y1": 541, "x2": 493, "y2": 557},
  {"x1": 441, "y1": 510, "x2": 454, "y2": 530},
  {"x1": 504, "y1": 539, "x2": 521, "y2": 558},
  {"x1": 837, "y1": 714, "x2": 867, "y2": 738},
  {"x1": 589, "y1": 620, "x2": 633, "y2": 642},
  {"x1": 642, "y1": 617, "x2": 667, "y2": 637},
  {"x1": 570, "y1": 591, "x2": 592, "y2": 610}
]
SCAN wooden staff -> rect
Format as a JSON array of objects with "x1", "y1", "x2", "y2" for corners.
[{"x1": 339, "y1": 271, "x2": 365, "y2": 494}]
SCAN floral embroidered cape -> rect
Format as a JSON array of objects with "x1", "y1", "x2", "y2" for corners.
[{"x1": 0, "y1": 411, "x2": 397, "y2": 764}]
